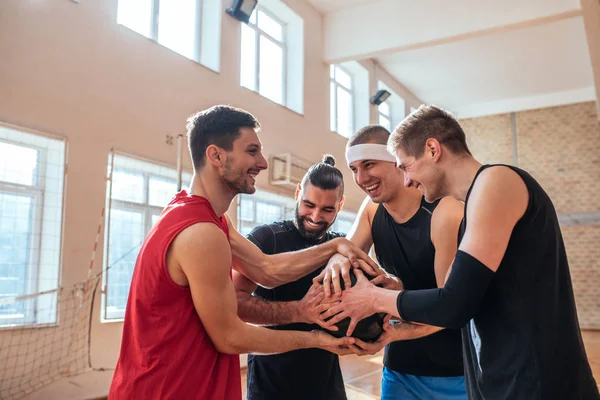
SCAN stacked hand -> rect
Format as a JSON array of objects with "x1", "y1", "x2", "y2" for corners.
[{"x1": 298, "y1": 283, "x2": 341, "y2": 330}]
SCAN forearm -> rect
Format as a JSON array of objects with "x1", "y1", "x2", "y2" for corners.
[
  {"x1": 257, "y1": 240, "x2": 338, "y2": 287},
  {"x1": 386, "y1": 322, "x2": 443, "y2": 342},
  {"x1": 236, "y1": 291, "x2": 303, "y2": 325},
  {"x1": 222, "y1": 321, "x2": 317, "y2": 355},
  {"x1": 396, "y1": 251, "x2": 495, "y2": 329}
]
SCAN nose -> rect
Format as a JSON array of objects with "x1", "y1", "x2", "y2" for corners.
[
  {"x1": 310, "y1": 209, "x2": 322, "y2": 223},
  {"x1": 355, "y1": 169, "x2": 369, "y2": 186},
  {"x1": 257, "y1": 153, "x2": 268, "y2": 170}
]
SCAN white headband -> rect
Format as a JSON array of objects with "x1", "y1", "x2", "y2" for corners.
[{"x1": 346, "y1": 144, "x2": 396, "y2": 166}]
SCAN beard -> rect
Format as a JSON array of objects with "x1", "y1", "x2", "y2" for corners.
[
  {"x1": 294, "y1": 203, "x2": 333, "y2": 241},
  {"x1": 220, "y1": 158, "x2": 255, "y2": 195}
]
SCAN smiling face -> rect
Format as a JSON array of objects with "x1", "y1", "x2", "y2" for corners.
[
  {"x1": 219, "y1": 127, "x2": 268, "y2": 195},
  {"x1": 348, "y1": 159, "x2": 404, "y2": 204},
  {"x1": 294, "y1": 182, "x2": 343, "y2": 240},
  {"x1": 394, "y1": 144, "x2": 446, "y2": 203}
]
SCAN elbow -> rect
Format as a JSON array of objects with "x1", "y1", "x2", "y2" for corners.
[
  {"x1": 251, "y1": 267, "x2": 282, "y2": 289},
  {"x1": 437, "y1": 299, "x2": 476, "y2": 329},
  {"x1": 212, "y1": 329, "x2": 245, "y2": 355}
]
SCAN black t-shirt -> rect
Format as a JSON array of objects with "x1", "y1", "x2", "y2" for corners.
[
  {"x1": 245, "y1": 220, "x2": 347, "y2": 400},
  {"x1": 460, "y1": 165, "x2": 599, "y2": 399},
  {"x1": 371, "y1": 198, "x2": 464, "y2": 377}
]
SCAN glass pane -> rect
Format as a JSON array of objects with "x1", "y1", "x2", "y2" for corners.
[
  {"x1": 240, "y1": 24, "x2": 257, "y2": 91},
  {"x1": 117, "y1": 0, "x2": 152, "y2": 38},
  {"x1": 248, "y1": 7, "x2": 258, "y2": 24},
  {"x1": 151, "y1": 213, "x2": 161, "y2": 227},
  {"x1": 158, "y1": 0, "x2": 197, "y2": 59},
  {"x1": 257, "y1": 10, "x2": 283, "y2": 42},
  {"x1": 0, "y1": 193, "x2": 33, "y2": 320},
  {"x1": 337, "y1": 87, "x2": 353, "y2": 138},
  {"x1": 148, "y1": 177, "x2": 177, "y2": 207},
  {"x1": 240, "y1": 221, "x2": 258, "y2": 237},
  {"x1": 255, "y1": 201, "x2": 282, "y2": 224},
  {"x1": 378, "y1": 101, "x2": 390, "y2": 116},
  {"x1": 259, "y1": 36, "x2": 283, "y2": 104},
  {"x1": 330, "y1": 82, "x2": 337, "y2": 132},
  {"x1": 239, "y1": 196, "x2": 254, "y2": 221},
  {"x1": 334, "y1": 218, "x2": 354, "y2": 235},
  {"x1": 0, "y1": 142, "x2": 38, "y2": 186},
  {"x1": 106, "y1": 209, "x2": 145, "y2": 317},
  {"x1": 335, "y1": 66, "x2": 352, "y2": 90},
  {"x1": 379, "y1": 114, "x2": 391, "y2": 131},
  {"x1": 111, "y1": 170, "x2": 145, "y2": 203},
  {"x1": 330, "y1": 64, "x2": 335, "y2": 79}
]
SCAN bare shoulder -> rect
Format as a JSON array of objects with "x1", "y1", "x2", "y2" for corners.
[
  {"x1": 171, "y1": 222, "x2": 231, "y2": 273},
  {"x1": 433, "y1": 196, "x2": 464, "y2": 218},
  {"x1": 430, "y1": 197, "x2": 463, "y2": 244},
  {"x1": 469, "y1": 166, "x2": 528, "y2": 213},
  {"x1": 360, "y1": 196, "x2": 379, "y2": 224},
  {"x1": 173, "y1": 222, "x2": 229, "y2": 250}
]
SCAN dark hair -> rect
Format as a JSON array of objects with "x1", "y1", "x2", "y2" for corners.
[
  {"x1": 347, "y1": 125, "x2": 391, "y2": 147},
  {"x1": 388, "y1": 105, "x2": 471, "y2": 158},
  {"x1": 301, "y1": 154, "x2": 344, "y2": 197},
  {"x1": 186, "y1": 105, "x2": 261, "y2": 169}
]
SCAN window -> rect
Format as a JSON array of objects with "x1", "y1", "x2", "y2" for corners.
[
  {"x1": 332, "y1": 211, "x2": 357, "y2": 235},
  {"x1": 378, "y1": 101, "x2": 392, "y2": 131},
  {"x1": 0, "y1": 125, "x2": 65, "y2": 327},
  {"x1": 240, "y1": 7, "x2": 287, "y2": 105},
  {"x1": 116, "y1": 0, "x2": 221, "y2": 70},
  {"x1": 330, "y1": 65, "x2": 354, "y2": 138},
  {"x1": 103, "y1": 152, "x2": 191, "y2": 320},
  {"x1": 238, "y1": 190, "x2": 296, "y2": 236}
]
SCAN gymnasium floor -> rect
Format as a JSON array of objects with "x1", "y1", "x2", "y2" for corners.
[
  {"x1": 21, "y1": 330, "x2": 600, "y2": 399},
  {"x1": 241, "y1": 330, "x2": 600, "y2": 399}
]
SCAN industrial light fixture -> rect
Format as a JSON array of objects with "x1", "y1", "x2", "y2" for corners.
[
  {"x1": 226, "y1": 0, "x2": 258, "y2": 24},
  {"x1": 370, "y1": 89, "x2": 391, "y2": 105}
]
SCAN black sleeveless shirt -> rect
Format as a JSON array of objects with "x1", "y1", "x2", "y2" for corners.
[
  {"x1": 245, "y1": 220, "x2": 347, "y2": 400},
  {"x1": 460, "y1": 165, "x2": 599, "y2": 400},
  {"x1": 372, "y1": 198, "x2": 464, "y2": 377}
]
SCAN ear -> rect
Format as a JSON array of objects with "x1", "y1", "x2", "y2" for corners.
[
  {"x1": 295, "y1": 183, "x2": 301, "y2": 200},
  {"x1": 425, "y1": 138, "x2": 442, "y2": 162},
  {"x1": 206, "y1": 144, "x2": 225, "y2": 167},
  {"x1": 338, "y1": 195, "x2": 345, "y2": 211}
]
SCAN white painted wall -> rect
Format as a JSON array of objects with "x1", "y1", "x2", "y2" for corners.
[{"x1": 0, "y1": 0, "x2": 420, "y2": 396}]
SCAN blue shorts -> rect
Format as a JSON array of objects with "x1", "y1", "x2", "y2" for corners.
[{"x1": 381, "y1": 367, "x2": 467, "y2": 400}]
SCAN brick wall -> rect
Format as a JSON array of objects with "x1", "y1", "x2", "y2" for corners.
[{"x1": 459, "y1": 101, "x2": 600, "y2": 329}]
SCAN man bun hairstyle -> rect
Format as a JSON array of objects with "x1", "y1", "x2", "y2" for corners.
[{"x1": 301, "y1": 154, "x2": 344, "y2": 197}]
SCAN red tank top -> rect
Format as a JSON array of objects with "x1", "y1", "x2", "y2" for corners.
[{"x1": 109, "y1": 191, "x2": 241, "y2": 400}]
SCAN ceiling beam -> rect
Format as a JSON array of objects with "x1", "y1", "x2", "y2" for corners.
[{"x1": 323, "y1": 0, "x2": 582, "y2": 63}]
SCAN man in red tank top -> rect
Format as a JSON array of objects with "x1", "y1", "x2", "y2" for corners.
[{"x1": 109, "y1": 105, "x2": 379, "y2": 400}]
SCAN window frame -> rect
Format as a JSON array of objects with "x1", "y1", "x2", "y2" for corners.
[
  {"x1": 102, "y1": 151, "x2": 192, "y2": 322},
  {"x1": 241, "y1": 5, "x2": 288, "y2": 106},
  {"x1": 378, "y1": 100, "x2": 392, "y2": 131},
  {"x1": 330, "y1": 64, "x2": 355, "y2": 138},
  {"x1": 0, "y1": 124, "x2": 67, "y2": 329},
  {"x1": 117, "y1": 0, "x2": 204, "y2": 61}
]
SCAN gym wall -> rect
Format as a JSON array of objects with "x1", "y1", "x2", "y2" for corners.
[{"x1": 460, "y1": 101, "x2": 600, "y2": 329}]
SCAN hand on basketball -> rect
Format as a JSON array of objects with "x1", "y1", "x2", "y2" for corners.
[
  {"x1": 333, "y1": 238, "x2": 379, "y2": 276},
  {"x1": 298, "y1": 283, "x2": 341, "y2": 331},
  {"x1": 370, "y1": 272, "x2": 403, "y2": 291},
  {"x1": 349, "y1": 330, "x2": 392, "y2": 356},
  {"x1": 311, "y1": 330, "x2": 356, "y2": 355},
  {"x1": 314, "y1": 253, "x2": 383, "y2": 297},
  {"x1": 318, "y1": 270, "x2": 378, "y2": 337}
]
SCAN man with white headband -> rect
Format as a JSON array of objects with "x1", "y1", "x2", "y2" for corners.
[{"x1": 315, "y1": 125, "x2": 467, "y2": 400}]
